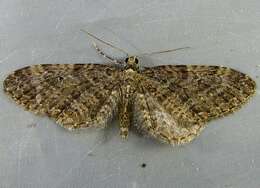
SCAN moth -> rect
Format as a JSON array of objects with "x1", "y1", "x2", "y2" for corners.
[{"x1": 3, "y1": 31, "x2": 256, "y2": 145}]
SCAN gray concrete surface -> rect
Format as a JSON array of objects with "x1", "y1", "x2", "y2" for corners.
[{"x1": 0, "y1": 1, "x2": 260, "y2": 188}]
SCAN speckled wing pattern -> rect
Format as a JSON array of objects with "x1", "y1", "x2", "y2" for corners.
[
  {"x1": 133, "y1": 65, "x2": 256, "y2": 144},
  {"x1": 3, "y1": 63, "x2": 256, "y2": 145},
  {"x1": 4, "y1": 64, "x2": 120, "y2": 130}
]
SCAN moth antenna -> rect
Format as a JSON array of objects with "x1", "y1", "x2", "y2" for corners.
[
  {"x1": 138, "y1": 46, "x2": 191, "y2": 56},
  {"x1": 92, "y1": 42, "x2": 123, "y2": 64},
  {"x1": 80, "y1": 29, "x2": 129, "y2": 56}
]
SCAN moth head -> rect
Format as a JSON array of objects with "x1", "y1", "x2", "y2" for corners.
[{"x1": 125, "y1": 56, "x2": 139, "y2": 71}]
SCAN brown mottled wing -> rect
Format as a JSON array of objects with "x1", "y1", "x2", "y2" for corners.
[
  {"x1": 133, "y1": 65, "x2": 256, "y2": 145},
  {"x1": 3, "y1": 64, "x2": 120, "y2": 130}
]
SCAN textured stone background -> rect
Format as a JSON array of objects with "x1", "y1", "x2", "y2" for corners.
[{"x1": 0, "y1": 1, "x2": 260, "y2": 187}]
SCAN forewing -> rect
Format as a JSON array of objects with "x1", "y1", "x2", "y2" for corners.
[
  {"x1": 4, "y1": 64, "x2": 120, "y2": 130},
  {"x1": 133, "y1": 65, "x2": 256, "y2": 145}
]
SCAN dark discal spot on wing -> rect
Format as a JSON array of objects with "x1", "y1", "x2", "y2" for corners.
[{"x1": 4, "y1": 64, "x2": 120, "y2": 129}]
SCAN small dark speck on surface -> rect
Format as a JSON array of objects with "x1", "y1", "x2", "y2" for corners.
[{"x1": 141, "y1": 163, "x2": 147, "y2": 168}]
